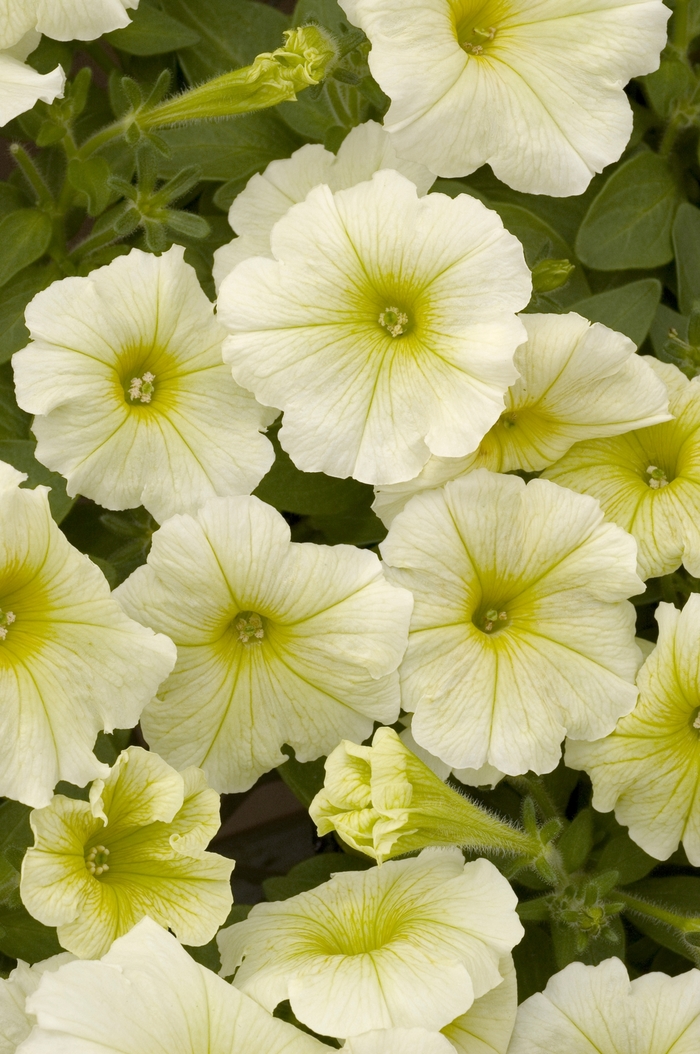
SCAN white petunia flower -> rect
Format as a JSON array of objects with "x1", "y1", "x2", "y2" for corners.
[
  {"x1": 115, "y1": 494, "x2": 413, "y2": 793},
  {"x1": 343, "y1": 955, "x2": 517, "y2": 1054},
  {"x1": 373, "y1": 312, "x2": 670, "y2": 526},
  {"x1": 567, "y1": 595, "x2": 700, "y2": 866},
  {"x1": 18, "y1": 918, "x2": 329, "y2": 1054},
  {"x1": 508, "y1": 956, "x2": 700, "y2": 1054},
  {"x1": 218, "y1": 847, "x2": 522, "y2": 1038},
  {"x1": 381, "y1": 470, "x2": 644, "y2": 777},
  {"x1": 0, "y1": 0, "x2": 138, "y2": 49},
  {"x1": 13, "y1": 246, "x2": 275, "y2": 524},
  {"x1": 0, "y1": 32, "x2": 64, "y2": 126},
  {"x1": 339, "y1": 0, "x2": 670, "y2": 195},
  {"x1": 544, "y1": 359, "x2": 700, "y2": 580},
  {"x1": 217, "y1": 170, "x2": 530, "y2": 485},
  {"x1": 0, "y1": 954, "x2": 74, "y2": 1054},
  {"x1": 21, "y1": 746, "x2": 235, "y2": 958},
  {"x1": 212, "y1": 120, "x2": 435, "y2": 290},
  {"x1": 0, "y1": 461, "x2": 175, "y2": 808}
]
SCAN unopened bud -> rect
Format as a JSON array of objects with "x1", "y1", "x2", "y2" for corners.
[{"x1": 531, "y1": 258, "x2": 575, "y2": 294}]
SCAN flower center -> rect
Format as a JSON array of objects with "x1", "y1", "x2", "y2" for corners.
[
  {"x1": 0, "y1": 609, "x2": 16, "y2": 641},
  {"x1": 379, "y1": 307, "x2": 409, "y2": 338},
  {"x1": 692, "y1": 706, "x2": 700, "y2": 731},
  {"x1": 128, "y1": 372, "x2": 156, "y2": 404},
  {"x1": 460, "y1": 24, "x2": 497, "y2": 54},
  {"x1": 499, "y1": 411, "x2": 518, "y2": 430},
  {"x1": 478, "y1": 607, "x2": 509, "y2": 634},
  {"x1": 234, "y1": 611, "x2": 265, "y2": 645},
  {"x1": 646, "y1": 465, "x2": 669, "y2": 490},
  {"x1": 85, "y1": 845, "x2": 110, "y2": 877}
]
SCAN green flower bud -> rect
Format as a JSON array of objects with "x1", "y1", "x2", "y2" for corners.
[
  {"x1": 531, "y1": 258, "x2": 575, "y2": 294},
  {"x1": 309, "y1": 726, "x2": 539, "y2": 862},
  {"x1": 138, "y1": 26, "x2": 337, "y2": 130}
]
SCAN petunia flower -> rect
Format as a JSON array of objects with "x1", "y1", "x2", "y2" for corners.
[
  {"x1": 373, "y1": 312, "x2": 670, "y2": 526},
  {"x1": 567, "y1": 594, "x2": 700, "y2": 865},
  {"x1": 0, "y1": 0, "x2": 138, "y2": 49},
  {"x1": 344, "y1": 956, "x2": 517, "y2": 1054},
  {"x1": 381, "y1": 469, "x2": 644, "y2": 777},
  {"x1": 0, "y1": 953, "x2": 74, "y2": 1054},
  {"x1": 114, "y1": 494, "x2": 413, "y2": 793},
  {"x1": 0, "y1": 460, "x2": 175, "y2": 808},
  {"x1": 309, "y1": 726, "x2": 538, "y2": 862},
  {"x1": 12, "y1": 245, "x2": 275, "y2": 524},
  {"x1": 544, "y1": 359, "x2": 700, "y2": 580},
  {"x1": 18, "y1": 917, "x2": 329, "y2": 1054},
  {"x1": 507, "y1": 956, "x2": 700, "y2": 1054},
  {"x1": 338, "y1": 0, "x2": 670, "y2": 195},
  {"x1": 20, "y1": 746, "x2": 234, "y2": 958},
  {"x1": 217, "y1": 847, "x2": 522, "y2": 1038},
  {"x1": 217, "y1": 169, "x2": 531, "y2": 485},
  {"x1": 212, "y1": 120, "x2": 435, "y2": 290},
  {"x1": 0, "y1": 32, "x2": 64, "y2": 126}
]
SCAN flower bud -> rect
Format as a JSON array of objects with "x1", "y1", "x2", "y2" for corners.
[
  {"x1": 309, "y1": 726, "x2": 539, "y2": 862},
  {"x1": 531, "y1": 258, "x2": 575, "y2": 294}
]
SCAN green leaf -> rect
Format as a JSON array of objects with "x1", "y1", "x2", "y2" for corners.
[
  {"x1": 106, "y1": 1, "x2": 201, "y2": 55},
  {"x1": 0, "y1": 440, "x2": 75, "y2": 523},
  {"x1": 576, "y1": 151, "x2": 681, "y2": 271},
  {"x1": 0, "y1": 183, "x2": 28, "y2": 217},
  {"x1": 157, "y1": 112, "x2": 302, "y2": 183},
  {"x1": 596, "y1": 832, "x2": 657, "y2": 886},
  {"x1": 641, "y1": 53, "x2": 696, "y2": 120},
  {"x1": 276, "y1": 78, "x2": 370, "y2": 143},
  {"x1": 492, "y1": 204, "x2": 590, "y2": 307},
  {"x1": 0, "y1": 801, "x2": 62, "y2": 964},
  {"x1": 161, "y1": 0, "x2": 289, "y2": 82},
  {"x1": 0, "y1": 262, "x2": 61, "y2": 365},
  {"x1": 557, "y1": 809, "x2": 594, "y2": 873},
  {"x1": 512, "y1": 923, "x2": 558, "y2": 1002},
  {"x1": 0, "y1": 363, "x2": 31, "y2": 440},
  {"x1": 263, "y1": 854, "x2": 373, "y2": 902},
  {"x1": 551, "y1": 918, "x2": 625, "y2": 969},
  {"x1": 650, "y1": 301, "x2": 686, "y2": 356},
  {"x1": 0, "y1": 903, "x2": 62, "y2": 963},
  {"x1": 278, "y1": 750, "x2": 327, "y2": 809},
  {"x1": 255, "y1": 433, "x2": 373, "y2": 516},
  {"x1": 673, "y1": 202, "x2": 700, "y2": 316},
  {"x1": 570, "y1": 278, "x2": 662, "y2": 346},
  {"x1": 625, "y1": 877, "x2": 700, "y2": 963},
  {"x1": 67, "y1": 158, "x2": 112, "y2": 217},
  {"x1": 0, "y1": 210, "x2": 52, "y2": 290},
  {"x1": 0, "y1": 801, "x2": 33, "y2": 871}
]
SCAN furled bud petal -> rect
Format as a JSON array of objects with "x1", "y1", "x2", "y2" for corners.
[{"x1": 531, "y1": 258, "x2": 575, "y2": 294}]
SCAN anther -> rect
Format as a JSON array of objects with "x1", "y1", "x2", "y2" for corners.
[
  {"x1": 235, "y1": 612, "x2": 265, "y2": 645},
  {"x1": 483, "y1": 609, "x2": 508, "y2": 632},
  {"x1": 129, "y1": 372, "x2": 156, "y2": 404},
  {"x1": 0, "y1": 610, "x2": 16, "y2": 641},
  {"x1": 379, "y1": 307, "x2": 409, "y2": 338},
  {"x1": 462, "y1": 26, "x2": 496, "y2": 54},
  {"x1": 646, "y1": 465, "x2": 669, "y2": 490},
  {"x1": 86, "y1": 845, "x2": 110, "y2": 876}
]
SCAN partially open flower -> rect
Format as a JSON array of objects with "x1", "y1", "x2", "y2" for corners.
[
  {"x1": 218, "y1": 170, "x2": 530, "y2": 485},
  {"x1": 13, "y1": 245, "x2": 275, "y2": 523},
  {"x1": 508, "y1": 957, "x2": 700, "y2": 1054},
  {"x1": 382, "y1": 470, "x2": 643, "y2": 776},
  {"x1": 115, "y1": 495, "x2": 413, "y2": 793},
  {"x1": 212, "y1": 121, "x2": 434, "y2": 290},
  {"x1": 0, "y1": 32, "x2": 64, "y2": 126},
  {"x1": 0, "y1": 461, "x2": 175, "y2": 807},
  {"x1": 19, "y1": 918, "x2": 329, "y2": 1054},
  {"x1": 567, "y1": 595, "x2": 700, "y2": 865},
  {"x1": 338, "y1": 0, "x2": 669, "y2": 194},
  {"x1": 218, "y1": 847, "x2": 522, "y2": 1038},
  {"x1": 374, "y1": 312, "x2": 670, "y2": 526},
  {"x1": 21, "y1": 746, "x2": 234, "y2": 958},
  {"x1": 544, "y1": 359, "x2": 700, "y2": 580},
  {"x1": 310, "y1": 727, "x2": 537, "y2": 862}
]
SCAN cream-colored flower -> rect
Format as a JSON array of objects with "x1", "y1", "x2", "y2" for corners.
[
  {"x1": 508, "y1": 956, "x2": 700, "y2": 1054},
  {"x1": 382, "y1": 470, "x2": 643, "y2": 777},
  {"x1": 0, "y1": 953, "x2": 74, "y2": 1054},
  {"x1": 20, "y1": 746, "x2": 234, "y2": 958},
  {"x1": 0, "y1": 32, "x2": 63, "y2": 126},
  {"x1": 567, "y1": 595, "x2": 700, "y2": 865},
  {"x1": 218, "y1": 847, "x2": 522, "y2": 1038},
  {"x1": 213, "y1": 120, "x2": 435, "y2": 290},
  {"x1": 374, "y1": 312, "x2": 670, "y2": 526},
  {"x1": 346, "y1": 955, "x2": 517, "y2": 1054},
  {"x1": 218, "y1": 170, "x2": 530, "y2": 485},
  {"x1": 544, "y1": 359, "x2": 700, "y2": 580},
  {"x1": 0, "y1": 461, "x2": 175, "y2": 808},
  {"x1": 19, "y1": 918, "x2": 329, "y2": 1054},
  {"x1": 399, "y1": 718, "x2": 505, "y2": 788},
  {"x1": 13, "y1": 245, "x2": 275, "y2": 524},
  {"x1": 0, "y1": 0, "x2": 138, "y2": 49},
  {"x1": 310, "y1": 726, "x2": 537, "y2": 862},
  {"x1": 115, "y1": 495, "x2": 412, "y2": 793},
  {"x1": 339, "y1": 0, "x2": 669, "y2": 194}
]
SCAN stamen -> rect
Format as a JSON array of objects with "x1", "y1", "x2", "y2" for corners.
[
  {"x1": 0, "y1": 609, "x2": 16, "y2": 641},
  {"x1": 693, "y1": 712, "x2": 700, "y2": 730},
  {"x1": 379, "y1": 307, "x2": 409, "y2": 338},
  {"x1": 646, "y1": 465, "x2": 669, "y2": 490},
  {"x1": 483, "y1": 609, "x2": 508, "y2": 633},
  {"x1": 462, "y1": 26, "x2": 496, "y2": 54},
  {"x1": 235, "y1": 612, "x2": 265, "y2": 645},
  {"x1": 129, "y1": 371, "x2": 156, "y2": 404},
  {"x1": 85, "y1": 845, "x2": 110, "y2": 876}
]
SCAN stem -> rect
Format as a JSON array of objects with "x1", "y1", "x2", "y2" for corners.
[
  {"x1": 659, "y1": 113, "x2": 685, "y2": 158},
  {"x1": 618, "y1": 890, "x2": 700, "y2": 933},
  {"x1": 70, "y1": 224, "x2": 120, "y2": 263},
  {"x1": 76, "y1": 120, "x2": 127, "y2": 162},
  {"x1": 674, "y1": 0, "x2": 690, "y2": 53},
  {"x1": 9, "y1": 144, "x2": 54, "y2": 207},
  {"x1": 506, "y1": 775, "x2": 560, "y2": 821}
]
